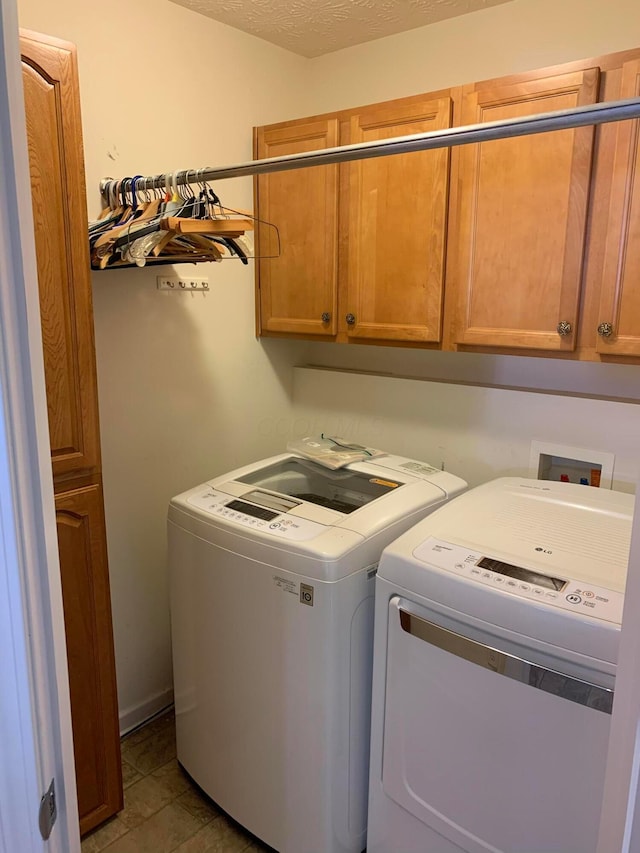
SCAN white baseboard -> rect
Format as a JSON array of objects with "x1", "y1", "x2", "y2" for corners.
[{"x1": 119, "y1": 687, "x2": 174, "y2": 736}]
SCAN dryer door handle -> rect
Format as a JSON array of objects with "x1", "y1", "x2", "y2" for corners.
[{"x1": 398, "y1": 608, "x2": 614, "y2": 714}]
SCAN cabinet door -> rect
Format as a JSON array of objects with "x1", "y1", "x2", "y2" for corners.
[
  {"x1": 21, "y1": 32, "x2": 100, "y2": 479},
  {"x1": 55, "y1": 484, "x2": 122, "y2": 835},
  {"x1": 596, "y1": 59, "x2": 640, "y2": 356},
  {"x1": 345, "y1": 98, "x2": 452, "y2": 342},
  {"x1": 451, "y1": 69, "x2": 599, "y2": 351},
  {"x1": 255, "y1": 120, "x2": 339, "y2": 335}
]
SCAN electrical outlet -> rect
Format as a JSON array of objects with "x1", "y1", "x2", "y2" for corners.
[{"x1": 157, "y1": 276, "x2": 209, "y2": 291}]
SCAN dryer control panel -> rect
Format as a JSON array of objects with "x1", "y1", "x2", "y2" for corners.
[{"x1": 413, "y1": 537, "x2": 623, "y2": 625}]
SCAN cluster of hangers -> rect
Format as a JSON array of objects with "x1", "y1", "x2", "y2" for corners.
[{"x1": 90, "y1": 171, "x2": 277, "y2": 270}]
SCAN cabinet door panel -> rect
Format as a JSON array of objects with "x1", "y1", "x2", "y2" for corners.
[
  {"x1": 21, "y1": 35, "x2": 100, "y2": 477},
  {"x1": 452, "y1": 69, "x2": 599, "y2": 351},
  {"x1": 597, "y1": 59, "x2": 640, "y2": 356},
  {"x1": 256, "y1": 120, "x2": 338, "y2": 335},
  {"x1": 56, "y1": 485, "x2": 122, "y2": 835},
  {"x1": 346, "y1": 98, "x2": 452, "y2": 342}
]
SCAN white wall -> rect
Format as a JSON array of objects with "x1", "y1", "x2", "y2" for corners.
[
  {"x1": 15, "y1": 0, "x2": 640, "y2": 732},
  {"x1": 17, "y1": 0, "x2": 310, "y2": 730},
  {"x1": 291, "y1": 367, "x2": 640, "y2": 492},
  {"x1": 306, "y1": 0, "x2": 640, "y2": 111}
]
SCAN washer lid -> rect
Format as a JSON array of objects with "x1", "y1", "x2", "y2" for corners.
[
  {"x1": 234, "y1": 456, "x2": 402, "y2": 515},
  {"x1": 214, "y1": 453, "x2": 466, "y2": 537}
]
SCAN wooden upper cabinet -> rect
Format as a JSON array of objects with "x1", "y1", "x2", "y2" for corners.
[
  {"x1": 344, "y1": 97, "x2": 452, "y2": 342},
  {"x1": 21, "y1": 31, "x2": 100, "y2": 480},
  {"x1": 55, "y1": 485, "x2": 122, "y2": 836},
  {"x1": 450, "y1": 68, "x2": 600, "y2": 351},
  {"x1": 255, "y1": 119, "x2": 339, "y2": 336},
  {"x1": 596, "y1": 59, "x2": 640, "y2": 357}
]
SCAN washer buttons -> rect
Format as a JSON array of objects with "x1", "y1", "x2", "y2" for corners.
[{"x1": 566, "y1": 593, "x2": 582, "y2": 604}]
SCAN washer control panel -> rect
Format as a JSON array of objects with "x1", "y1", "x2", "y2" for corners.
[
  {"x1": 187, "y1": 488, "x2": 326, "y2": 541},
  {"x1": 413, "y1": 537, "x2": 623, "y2": 624}
]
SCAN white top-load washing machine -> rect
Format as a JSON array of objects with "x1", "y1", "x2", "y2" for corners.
[
  {"x1": 168, "y1": 451, "x2": 466, "y2": 853},
  {"x1": 367, "y1": 477, "x2": 635, "y2": 853}
]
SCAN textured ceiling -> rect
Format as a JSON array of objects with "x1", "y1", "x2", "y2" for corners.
[{"x1": 168, "y1": 0, "x2": 516, "y2": 58}]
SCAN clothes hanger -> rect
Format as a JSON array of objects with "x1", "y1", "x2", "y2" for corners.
[
  {"x1": 106, "y1": 171, "x2": 203, "y2": 267},
  {"x1": 90, "y1": 169, "x2": 275, "y2": 268}
]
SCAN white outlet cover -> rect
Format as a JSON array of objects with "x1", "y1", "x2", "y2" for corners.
[{"x1": 529, "y1": 440, "x2": 615, "y2": 488}]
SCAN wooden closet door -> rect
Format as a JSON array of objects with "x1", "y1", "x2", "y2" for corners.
[
  {"x1": 596, "y1": 59, "x2": 640, "y2": 356},
  {"x1": 255, "y1": 119, "x2": 339, "y2": 336},
  {"x1": 21, "y1": 32, "x2": 100, "y2": 480},
  {"x1": 345, "y1": 97, "x2": 452, "y2": 342},
  {"x1": 451, "y1": 69, "x2": 599, "y2": 351},
  {"x1": 21, "y1": 30, "x2": 123, "y2": 836},
  {"x1": 55, "y1": 485, "x2": 122, "y2": 836}
]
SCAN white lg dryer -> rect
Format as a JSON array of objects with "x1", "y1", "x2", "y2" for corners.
[
  {"x1": 367, "y1": 477, "x2": 634, "y2": 853},
  {"x1": 168, "y1": 452, "x2": 466, "y2": 853}
]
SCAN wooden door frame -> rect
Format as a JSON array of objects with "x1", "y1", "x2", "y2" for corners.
[{"x1": 0, "y1": 1, "x2": 79, "y2": 850}]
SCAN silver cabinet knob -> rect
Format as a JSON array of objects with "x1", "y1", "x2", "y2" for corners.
[
  {"x1": 557, "y1": 321, "x2": 572, "y2": 336},
  {"x1": 346, "y1": 313, "x2": 356, "y2": 326},
  {"x1": 597, "y1": 322, "x2": 613, "y2": 338},
  {"x1": 321, "y1": 312, "x2": 331, "y2": 323}
]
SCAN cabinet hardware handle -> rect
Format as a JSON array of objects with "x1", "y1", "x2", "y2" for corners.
[
  {"x1": 597, "y1": 322, "x2": 613, "y2": 338},
  {"x1": 556, "y1": 321, "x2": 572, "y2": 336},
  {"x1": 321, "y1": 312, "x2": 331, "y2": 323},
  {"x1": 346, "y1": 313, "x2": 356, "y2": 326}
]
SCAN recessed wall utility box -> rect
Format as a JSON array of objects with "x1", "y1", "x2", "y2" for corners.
[{"x1": 529, "y1": 441, "x2": 614, "y2": 488}]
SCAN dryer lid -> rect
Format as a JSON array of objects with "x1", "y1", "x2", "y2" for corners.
[{"x1": 412, "y1": 477, "x2": 634, "y2": 594}]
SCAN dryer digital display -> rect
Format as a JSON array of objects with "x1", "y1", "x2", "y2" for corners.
[{"x1": 477, "y1": 557, "x2": 567, "y2": 591}]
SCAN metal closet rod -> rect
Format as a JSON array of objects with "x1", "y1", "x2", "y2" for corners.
[{"x1": 100, "y1": 96, "x2": 640, "y2": 193}]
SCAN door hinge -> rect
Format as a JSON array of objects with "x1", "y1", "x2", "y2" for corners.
[{"x1": 38, "y1": 778, "x2": 57, "y2": 840}]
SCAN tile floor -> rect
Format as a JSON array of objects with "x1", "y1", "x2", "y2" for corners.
[{"x1": 81, "y1": 709, "x2": 271, "y2": 853}]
